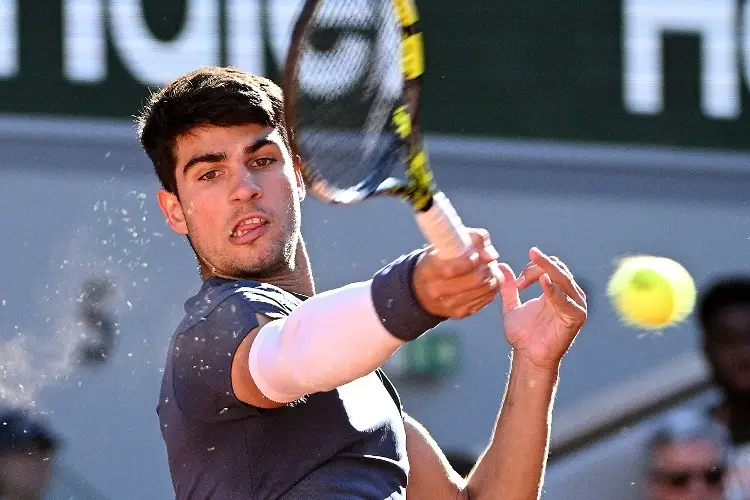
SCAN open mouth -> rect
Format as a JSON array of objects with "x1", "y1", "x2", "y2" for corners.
[{"x1": 230, "y1": 216, "x2": 268, "y2": 239}]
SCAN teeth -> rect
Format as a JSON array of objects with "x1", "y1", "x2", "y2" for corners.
[
  {"x1": 231, "y1": 217, "x2": 265, "y2": 237},
  {"x1": 240, "y1": 217, "x2": 263, "y2": 226}
]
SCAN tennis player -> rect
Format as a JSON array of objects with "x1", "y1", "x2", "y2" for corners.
[{"x1": 138, "y1": 67, "x2": 587, "y2": 500}]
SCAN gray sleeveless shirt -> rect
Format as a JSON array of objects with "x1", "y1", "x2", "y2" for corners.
[{"x1": 157, "y1": 277, "x2": 409, "y2": 499}]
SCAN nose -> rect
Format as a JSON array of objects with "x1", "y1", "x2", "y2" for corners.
[{"x1": 230, "y1": 170, "x2": 262, "y2": 202}]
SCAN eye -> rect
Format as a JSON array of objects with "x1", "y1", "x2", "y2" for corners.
[
  {"x1": 198, "y1": 169, "x2": 221, "y2": 181},
  {"x1": 251, "y1": 157, "x2": 276, "y2": 168}
]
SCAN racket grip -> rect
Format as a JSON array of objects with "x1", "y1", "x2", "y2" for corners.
[{"x1": 415, "y1": 192, "x2": 473, "y2": 259}]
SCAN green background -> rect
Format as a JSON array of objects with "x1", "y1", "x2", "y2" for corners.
[{"x1": 3, "y1": 1, "x2": 747, "y2": 150}]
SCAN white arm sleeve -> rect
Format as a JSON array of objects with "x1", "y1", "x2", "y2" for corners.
[{"x1": 248, "y1": 280, "x2": 404, "y2": 403}]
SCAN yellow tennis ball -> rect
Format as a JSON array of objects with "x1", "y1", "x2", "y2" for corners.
[{"x1": 607, "y1": 255, "x2": 696, "y2": 329}]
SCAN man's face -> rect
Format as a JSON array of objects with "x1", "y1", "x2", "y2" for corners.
[
  {"x1": 647, "y1": 439, "x2": 725, "y2": 500},
  {"x1": 157, "y1": 124, "x2": 305, "y2": 280},
  {"x1": 705, "y1": 305, "x2": 750, "y2": 394}
]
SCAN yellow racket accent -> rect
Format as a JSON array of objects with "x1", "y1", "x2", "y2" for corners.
[
  {"x1": 406, "y1": 150, "x2": 434, "y2": 210},
  {"x1": 402, "y1": 34, "x2": 425, "y2": 80},
  {"x1": 390, "y1": 2, "x2": 432, "y2": 210},
  {"x1": 408, "y1": 151, "x2": 429, "y2": 184},
  {"x1": 392, "y1": 105, "x2": 412, "y2": 139},
  {"x1": 393, "y1": 0, "x2": 419, "y2": 26}
]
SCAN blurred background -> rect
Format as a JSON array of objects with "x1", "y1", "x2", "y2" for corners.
[{"x1": 0, "y1": 1, "x2": 748, "y2": 499}]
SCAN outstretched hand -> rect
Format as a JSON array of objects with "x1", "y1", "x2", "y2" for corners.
[{"x1": 495, "y1": 247, "x2": 587, "y2": 370}]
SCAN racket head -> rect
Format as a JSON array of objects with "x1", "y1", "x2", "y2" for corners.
[{"x1": 283, "y1": 0, "x2": 433, "y2": 208}]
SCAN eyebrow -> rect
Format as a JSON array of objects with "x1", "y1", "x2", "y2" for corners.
[{"x1": 181, "y1": 136, "x2": 278, "y2": 176}]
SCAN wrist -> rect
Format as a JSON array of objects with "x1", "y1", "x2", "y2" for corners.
[
  {"x1": 511, "y1": 350, "x2": 561, "y2": 380},
  {"x1": 371, "y1": 248, "x2": 445, "y2": 342},
  {"x1": 411, "y1": 250, "x2": 436, "y2": 315}
]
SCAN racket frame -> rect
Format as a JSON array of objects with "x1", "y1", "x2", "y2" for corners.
[{"x1": 284, "y1": 0, "x2": 473, "y2": 258}]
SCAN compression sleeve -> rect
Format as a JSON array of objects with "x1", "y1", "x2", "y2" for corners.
[{"x1": 249, "y1": 250, "x2": 444, "y2": 403}]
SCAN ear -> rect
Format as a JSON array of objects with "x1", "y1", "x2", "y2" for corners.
[
  {"x1": 156, "y1": 189, "x2": 188, "y2": 235},
  {"x1": 293, "y1": 155, "x2": 306, "y2": 201}
]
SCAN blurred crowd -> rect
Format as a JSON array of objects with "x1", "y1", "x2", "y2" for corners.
[{"x1": 646, "y1": 278, "x2": 750, "y2": 500}]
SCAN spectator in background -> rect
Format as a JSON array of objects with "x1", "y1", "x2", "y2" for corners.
[
  {"x1": 646, "y1": 411, "x2": 728, "y2": 500},
  {"x1": 699, "y1": 278, "x2": 750, "y2": 499},
  {"x1": 0, "y1": 410, "x2": 59, "y2": 500}
]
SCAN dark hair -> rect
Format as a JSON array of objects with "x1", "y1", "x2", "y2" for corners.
[
  {"x1": 136, "y1": 66, "x2": 290, "y2": 194},
  {"x1": 698, "y1": 277, "x2": 750, "y2": 334}
]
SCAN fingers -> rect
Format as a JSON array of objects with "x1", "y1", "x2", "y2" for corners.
[
  {"x1": 539, "y1": 273, "x2": 587, "y2": 320},
  {"x1": 496, "y1": 262, "x2": 521, "y2": 313},
  {"x1": 413, "y1": 251, "x2": 495, "y2": 318},
  {"x1": 413, "y1": 227, "x2": 502, "y2": 318},
  {"x1": 468, "y1": 227, "x2": 500, "y2": 264},
  {"x1": 425, "y1": 227, "x2": 502, "y2": 297},
  {"x1": 429, "y1": 227, "x2": 499, "y2": 279},
  {"x1": 428, "y1": 261, "x2": 497, "y2": 296},
  {"x1": 516, "y1": 248, "x2": 586, "y2": 308},
  {"x1": 451, "y1": 290, "x2": 497, "y2": 319},
  {"x1": 419, "y1": 262, "x2": 499, "y2": 317},
  {"x1": 446, "y1": 259, "x2": 522, "y2": 316},
  {"x1": 516, "y1": 250, "x2": 587, "y2": 333},
  {"x1": 425, "y1": 248, "x2": 481, "y2": 279},
  {"x1": 433, "y1": 273, "x2": 498, "y2": 309}
]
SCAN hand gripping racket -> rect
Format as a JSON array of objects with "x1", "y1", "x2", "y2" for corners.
[{"x1": 283, "y1": 0, "x2": 472, "y2": 258}]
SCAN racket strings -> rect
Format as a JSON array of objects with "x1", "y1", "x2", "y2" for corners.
[{"x1": 288, "y1": 0, "x2": 406, "y2": 197}]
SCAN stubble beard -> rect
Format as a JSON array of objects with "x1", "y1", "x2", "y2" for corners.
[
  {"x1": 231, "y1": 234, "x2": 295, "y2": 280},
  {"x1": 186, "y1": 205, "x2": 300, "y2": 281},
  {"x1": 186, "y1": 231, "x2": 295, "y2": 281}
]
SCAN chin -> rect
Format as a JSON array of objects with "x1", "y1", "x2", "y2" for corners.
[
  {"x1": 232, "y1": 255, "x2": 289, "y2": 280},
  {"x1": 239, "y1": 266, "x2": 288, "y2": 281},
  {"x1": 206, "y1": 234, "x2": 293, "y2": 279}
]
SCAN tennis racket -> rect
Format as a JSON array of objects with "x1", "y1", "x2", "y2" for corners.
[{"x1": 283, "y1": 0, "x2": 472, "y2": 259}]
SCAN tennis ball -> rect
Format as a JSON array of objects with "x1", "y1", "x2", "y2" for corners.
[{"x1": 607, "y1": 255, "x2": 696, "y2": 329}]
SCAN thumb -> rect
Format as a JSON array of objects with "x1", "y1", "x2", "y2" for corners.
[{"x1": 496, "y1": 263, "x2": 521, "y2": 312}]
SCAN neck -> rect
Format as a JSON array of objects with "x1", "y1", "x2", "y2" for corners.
[
  {"x1": 199, "y1": 238, "x2": 315, "y2": 297},
  {"x1": 269, "y1": 238, "x2": 316, "y2": 296}
]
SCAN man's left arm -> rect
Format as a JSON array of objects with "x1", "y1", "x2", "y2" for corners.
[
  {"x1": 405, "y1": 354, "x2": 558, "y2": 500},
  {"x1": 406, "y1": 247, "x2": 587, "y2": 500}
]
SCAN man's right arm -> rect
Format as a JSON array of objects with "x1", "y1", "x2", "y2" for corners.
[
  {"x1": 231, "y1": 313, "x2": 286, "y2": 409},
  {"x1": 232, "y1": 231, "x2": 501, "y2": 408},
  {"x1": 230, "y1": 278, "x2": 408, "y2": 409}
]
